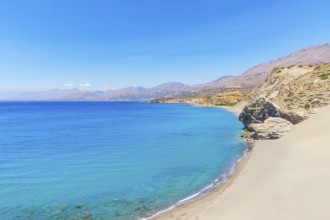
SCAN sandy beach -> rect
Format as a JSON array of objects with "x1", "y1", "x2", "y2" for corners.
[
  {"x1": 219, "y1": 101, "x2": 247, "y2": 116},
  {"x1": 152, "y1": 105, "x2": 330, "y2": 220}
]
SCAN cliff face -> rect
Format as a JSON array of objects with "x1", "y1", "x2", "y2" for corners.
[{"x1": 240, "y1": 63, "x2": 330, "y2": 139}]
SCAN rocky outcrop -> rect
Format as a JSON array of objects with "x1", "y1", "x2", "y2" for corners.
[
  {"x1": 239, "y1": 98, "x2": 304, "y2": 127},
  {"x1": 239, "y1": 98, "x2": 297, "y2": 139},
  {"x1": 247, "y1": 63, "x2": 330, "y2": 114},
  {"x1": 239, "y1": 63, "x2": 330, "y2": 140},
  {"x1": 239, "y1": 98, "x2": 282, "y2": 126},
  {"x1": 247, "y1": 117, "x2": 293, "y2": 140}
]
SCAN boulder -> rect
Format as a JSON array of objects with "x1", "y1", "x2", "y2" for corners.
[
  {"x1": 239, "y1": 98, "x2": 283, "y2": 127},
  {"x1": 247, "y1": 117, "x2": 293, "y2": 140},
  {"x1": 239, "y1": 98, "x2": 304, "y2": 127}
]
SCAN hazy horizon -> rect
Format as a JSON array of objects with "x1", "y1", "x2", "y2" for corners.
[{"x1": 1, "y1": 0, "x2": 330, "y2": 92}]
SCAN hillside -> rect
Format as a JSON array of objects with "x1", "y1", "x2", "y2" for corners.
[
  {"x1": 203, "y1": 43, "x2": 330, "y2": 88},
  {"x1": 150, "y1": 88, "x2": 251, "y2": 106},
  {"x1": 239, "y1": 62, "x2": 330, "y2": 139}
]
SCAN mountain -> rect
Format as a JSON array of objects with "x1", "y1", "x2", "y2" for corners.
[
  {"x1": 1, "y1": 42, "x2": 330, "y2": 101},
  {"x1": 203, "y1": 43, "x2": 330, "y2": 88},
  {"x1": 0, "y1": 82, "x2": 191, "y2": 101},
  {"x1": 98, "y1": 82, "x2": 191, "y2": 100}
]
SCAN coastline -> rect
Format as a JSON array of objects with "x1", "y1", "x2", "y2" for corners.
[
  {"x1": 158, "y1": 100, "x2": 246, "y2": 117},
  {"x1": 144, "y1": 102, "x2": 250, "y2": 219},
  {"x1": 145, "y1": 145, "x2": 251, "y2": 219},
  {"x1": 151, "y1": 105, "x2": 330, "y2": 220},
  {"x1": 147, "y1": 146, "x2": 252, "y2": 220},
  {"x1": 214, "y1": 101, "x2": 246, "y2": 117}
]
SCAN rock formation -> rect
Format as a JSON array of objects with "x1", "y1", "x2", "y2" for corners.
[
  {"x1": 239, "y1": 63, "x2": 330, "y2": 140},
  {"x1": 247, "y1": 117, "x2": 293, "y2": 140}
]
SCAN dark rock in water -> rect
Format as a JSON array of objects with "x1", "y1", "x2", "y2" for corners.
[
  {"x1": 172, "y1": 132, "x2": 194, "y2": 137},
  {"x1": 75, "y1": 204, "x2": 84, "y2": 209},
  {"x1": 182, "y1": 132, "x2": 193, "y2": 136}
]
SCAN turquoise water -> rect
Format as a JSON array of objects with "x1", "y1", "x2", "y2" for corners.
[{"x1": 0, "y1": 102, "x2": 246, "y2": 220}]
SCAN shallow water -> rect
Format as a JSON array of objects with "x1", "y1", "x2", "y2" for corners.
[{"x1": 0, "y1": 102, "x2": 246, "y2": 219}]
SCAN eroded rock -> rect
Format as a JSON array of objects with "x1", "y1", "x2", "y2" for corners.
[
  {"x1": 239, "y1": 98, "x2": 283, "y2": 127},
  {"x1": 247, "y1": 117, "x2": 293, "y2": 140},
  {"x1": 239, "y1": 98, "x2": 300, "y2": 140}
]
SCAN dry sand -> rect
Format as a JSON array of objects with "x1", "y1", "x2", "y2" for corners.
[
  {"x1": 221, "y1": 101, "x2": 247, "y2": 116},
  {"x1": 152, "y1": 105, "x2": 330, "y2": 220}
]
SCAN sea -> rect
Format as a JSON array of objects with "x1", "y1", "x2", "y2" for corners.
[{"x1": 0, "y1": 101, "x2": 246, "y2": 220}]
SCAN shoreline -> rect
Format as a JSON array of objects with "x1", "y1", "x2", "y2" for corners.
[
  {"x1": 151, "y1": 105, "x2": 330, "y2": 220},
  {"x1": 156, "y1": 100, "x2": 246, "y2": 116},
  {"x1": 145, "y1": 147, "x2": 251, "y2": 220},
  {"x1": 147, "y1": 146, "x2": 252, "y2": 220},
  {"x1": 144, "y1": 102, "x2": 250, "y2": 219}
]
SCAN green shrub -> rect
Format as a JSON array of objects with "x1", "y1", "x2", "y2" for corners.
[
  {"x1": 288, "y1": 90, "x2": 294, "y2": 97},
  {"x1": 318, "y1": 71, "x2": 330, "y2": 80}
]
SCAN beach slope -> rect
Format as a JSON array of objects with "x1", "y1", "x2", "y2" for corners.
[{"x1": 153, "y1": 105, "x2": 330, "y2": 220}]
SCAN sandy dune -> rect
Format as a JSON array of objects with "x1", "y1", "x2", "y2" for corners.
[{"x1": 152, "y1": 105, "x2": 330, "y2": 220}]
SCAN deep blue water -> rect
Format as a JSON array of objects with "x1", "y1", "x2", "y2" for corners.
[{"x1": 0, "y1": 102, "x2": 245, "y2": 219}]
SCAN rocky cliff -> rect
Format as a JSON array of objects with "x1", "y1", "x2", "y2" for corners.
[{"x1": 239, "y1": 63, "x2": 330, "y2": 139}]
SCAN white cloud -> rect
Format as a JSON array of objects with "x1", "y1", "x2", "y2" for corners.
[
  {"x1": 79, "y1": 83, "x2": 92, "y2": 87},
  {"x1": 64, "y1": 83, "x2": 75, "y2": 87}
]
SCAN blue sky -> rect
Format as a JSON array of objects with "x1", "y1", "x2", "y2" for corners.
[{"x1": 0, "y1": 0, "x2": 330, "y2": 91}]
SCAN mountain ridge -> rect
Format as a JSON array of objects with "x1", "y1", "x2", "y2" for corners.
[
  {"x1": 2, "y1": 42, "x2": 330, "y2": 101},
  {"x1": 201, "y1": 42, "x2": 330, "y2": 89}
]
